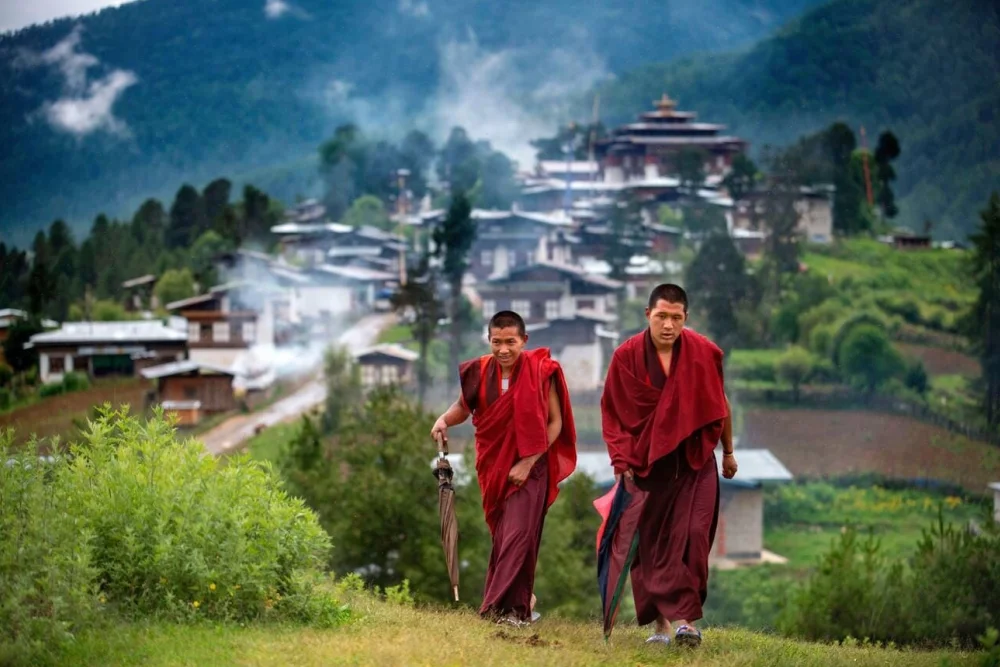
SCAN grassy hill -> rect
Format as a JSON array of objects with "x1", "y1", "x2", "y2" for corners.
[
  {"x1": 0, "y1": 0, "x2": 823, "y2": 245},
  {"x1": 596, "y1": 0, "x2": 1000, "y2": 239},
  {"x1": 58, "y1": 601, "x2": 986, "y2": 666}
]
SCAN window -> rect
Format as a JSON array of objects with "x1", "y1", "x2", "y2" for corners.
[
  {"x1": 481, "y1": 249, "x2": 494, "y2": 267},
  {"x1": 48, "y1": 355, "x2": 65, "y2": 374},
  {"x1": 381, "y1": 365, "x2": 400, "y2": 384},
  {"x1": 577, "y1": 299, "x2": 596, "y2": 310},
  {"x1": 482, "y1": 299, "x2": 496, "y2": 317},
  {"x1": 200, "y1": 323, "x2": 212, "y2": 341},
  {"x1": 184, "y1": 386, "x2": 198, "y2": 400},
  {"x1": 188, "y1": 322, "x2": 200, "y2": 342},
  {"x1": 361, "y1": 364, "x2": 377, "y2": 386},
  {"x1": 212, "y1": 322, "x2": 230, "y2": 344},
  {"x1": 545, "y1": 300, "x2": 560, "y2": 319},
  {"x1": 242, "y1": 322, "x2": 256, "y2": 343},
  {"x1": 511, "y1": 299, "x2": 531, "y2": 316}
]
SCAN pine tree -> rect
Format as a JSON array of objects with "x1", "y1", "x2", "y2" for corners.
[
  {"x1": 433, "y1": 192, "x2": 476, "y2": 392},
  {"x1": 968, "y1": 192, "x2": 1000, "y2": 427}
]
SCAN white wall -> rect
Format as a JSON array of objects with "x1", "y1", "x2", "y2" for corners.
[
  {"x1": 710, "y1": 488, "x2": 764, "y2": 561},
  {"x1": 553, "y1": 340, "x2": 602, "y2": 391},
  {"x1": 294, "y1": 285, "x2": 355, "y2": 320},
  {"x1": 189, "y1": 348, "x2": 244, "y2": 370}
]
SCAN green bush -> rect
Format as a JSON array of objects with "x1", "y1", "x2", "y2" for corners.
[
  {"x1": 904, "y1": 360, "x2": 929, "y2": 395},
  {"x1": 1, "y1": 438, "x2": 97, "y2": 665},
  {"x1": 727, "y1": 352, "x2": 779, "y2": 383},
  {"x1": 0, "y1": 387, "x2": 11, "y2": 411},
  {"x1": 38, "y1": 382, "x2": 66, "y2": 398},
  {"x1": 838, "y1": 324, "x2": 905, "y2": 392},
  {"x1": 62, "y1": 371, "x2": 90, "y2": 393},
  {"x1": 0, "y1": 362, "x2": 13, "y2": 387},
  {"x1": 62, "y1": 407, "x2": 340, "y2": 624},
  {"x1": 782, "y1": 513, "x2": 1000, "y2": 647}
]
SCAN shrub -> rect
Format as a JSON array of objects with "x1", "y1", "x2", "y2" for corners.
[
  {"x1": 808, "y1": 323, "x2": 835, "y2": 357},
  {"x1": 62, "y1": 407, "x2": 338, "y2": 624},
  {"x1": 838, "y1": 324, "x2": 905, "y2": 392},
  {"x1": 904, "y1": 360, "x2": 929, "y2": 395},
  {"x1": 775, "y1": 346, "x2": 815, "y2": 401},
  {"x1": 727, "y1": 352, "x2": 778, "y2": 383},
  {"x1": 62, "y1": 371, "x2": 90, "y2": 393},
  {"x1": 38, "y1": 381, "x2": 66, "y2": 398},
  {"x1": 0, "y1": 388, "x2": 11, "y2": 411},
  {"x1": 0, "y1": 362, "x2": 13, "y2": 387},
  {"x1": 0, "y1": 438, "x2": 96, "y2": 665}
]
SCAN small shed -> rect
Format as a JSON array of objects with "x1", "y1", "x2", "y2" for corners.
[
  {"x1": 141, "y1": 360, "x2": 239, "y2": 424},
  {"x1": 353, "y1": 344, "x2": 419, "y2": 388}
]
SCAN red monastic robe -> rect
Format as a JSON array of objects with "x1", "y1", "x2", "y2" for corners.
[
  {"x1": 599, "y1": 328, "x2": 727, "y2": 624},
  {"x1": 459, "y1": 348, "x2": 577, "y2": 619}
]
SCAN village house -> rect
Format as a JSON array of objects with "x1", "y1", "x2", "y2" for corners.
[
  {"x1": 573, "y1": 447, "x2": 794, "y2": 565},
  {"x1": 0, "y1": 309, "x2": 58, "y2": 366},
  {"x1": 166, "y1": 281, "x2": 277, "y2": 369},
  {"x1": 26, "y1": 320, "x2": 188, "y2": 384},
  {"x1": 140, "y1": 360, "x2": 239, "y2": 426},
  {"x1": 121, "y1": 274, "x2": 160, "y2": 312},
  {"x1": 353, "y1": 344, "x2": 419, "y2": 389},
  {"x1": 730, "y1": 185, "x2": 835, "y2": 245},
  {"x1": 420, "y1": 209, "x2": 576, "y2": 281}
]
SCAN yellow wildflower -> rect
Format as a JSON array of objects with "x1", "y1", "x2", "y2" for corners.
[
  {"x1": 160, "y1": 577, "x2": 167, "y2": 585},
  {"x1": 99, "y1": 595, "x2": 106, "y2": 604},
  {"x1": 234, "y1": 585, "x2": 241, "y2": 590},
  {"x1": 193, "y1": 600, "x2": 200, "y2": 609},
  {"x1": 209, "y1": 583, "x2": 216, "y2": 591}
]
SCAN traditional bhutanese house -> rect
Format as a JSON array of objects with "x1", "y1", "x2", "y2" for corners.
[
  {"x1": 0, "y1": 309, "x2": 58, "y2": 366},
  {"x1": 166, "y1": 281, "x2": 277, "y2": 369},
  {"x1": 353, "y1": 343, "x2": 420, "y2": 389},
  {"x1": 26, "y1": 320, "x2": 188, "y2": 384},
  {"x1": 578, "y1": 255, "x2": 684, "y2": 302},
  {"x1": 476, "y1": 260, "x2": 623, "y2": 325},
  {"x1": 121, "y1": 274, "x2": 159, "y2": 312},
  {"x1": 525, "y1": 312, "x2": 618, "y2": 391},
  {"x1": 594, "y1": 94, "x2": 748, "y2": 183},
  {"x1": 730, "y1": 185, "x2": 834, "y2": 245},
  {"x1": 421, "y1": 209, "x2": 576, "y2": 281},
  {"x1": 271, "y1": 200, "x2": 353, "y2": 267},
  {"x1": 573, "y1": 447, "x2": 794, "y2": 565},
  {"x1": 990, "y1": 482, "x2": 1000, "y2": 524},
  {"x1": 890, "y1": 234, "x2": 932, "y2": 250},
  {"x1": 309, "y1": 264, "x2": 397, "y2": 314},
  {"x1": 140, "y1": 359, "x2": 239, "y2": 426},
  {"x1": 730, "y1": 227, "x2": 766, "y2": 260}
]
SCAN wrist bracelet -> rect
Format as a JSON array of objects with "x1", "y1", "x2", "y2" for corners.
[{"x1": 723, "y1": 451, "x2": 734, "y2": 457}]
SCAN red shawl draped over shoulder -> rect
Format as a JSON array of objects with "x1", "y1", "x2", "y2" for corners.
[
  {"x1": 601, "y1": 328, "x2": 727, "y2": 476},
  {"x1": 459, "y1": 348, "x2": 577, "y2": 533}
]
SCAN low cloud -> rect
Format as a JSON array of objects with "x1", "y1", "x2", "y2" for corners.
[
  {"x1": 264, "y1": 0, "x2": 290, "y2": 19},
  {"x1": 18, "y1": 24, "x2": 137, "y2": 137},
  {"x1": 398, "y1": 0, "x2": 430, "y2": 18}
]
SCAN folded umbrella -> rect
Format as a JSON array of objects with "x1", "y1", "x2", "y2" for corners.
[
  {"x1": 434, "y1": 433, "x2": 460, "y2": 602},
  {"x1": 594, "y1": 476, "x2": 649, "y2": 639}
]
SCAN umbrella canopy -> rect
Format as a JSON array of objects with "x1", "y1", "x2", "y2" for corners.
[
  {"x1": 434, "y1": 434, "x2": 460, "y2": 601},
  {"x1": 594, "y1": 477, "x2": 649, "y2": 639}
]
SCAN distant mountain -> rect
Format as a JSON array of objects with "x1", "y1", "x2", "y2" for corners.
[
  {"x1": 595, "y1": 0, "x2": 1000, "y2": 239},
  {"x1": 0, "y1": 0, "x2": 823, "y2": 245}
]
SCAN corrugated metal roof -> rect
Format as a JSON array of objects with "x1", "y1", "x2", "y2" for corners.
[
  {"x1": 354, "y1": 343, "x2": 419, "y2": 362},
  {"x1": 28, "y1": 321, "x2": 187, "y2": 345},
  {"x1": 140, "y1": 360, "x2": 236, "y2": 379}
]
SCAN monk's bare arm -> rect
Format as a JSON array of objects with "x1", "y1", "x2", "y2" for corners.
[
  {"x1": 546, "y1": 383, "x2": 563, "y2": 446},
  {"x1": 721, "y1": 394, "x2": 734, "y2": 454},
  {"x1": 431, "y1": 399, "x2": 471, "y2": 442}
]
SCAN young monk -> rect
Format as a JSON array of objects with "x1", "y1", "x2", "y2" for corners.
[
  {"x1": 599, "y1": 283, "x2": 737, "y2": 647},
  {"x1": 431, "y1": 310, "x2": 577, "y2": 625}
]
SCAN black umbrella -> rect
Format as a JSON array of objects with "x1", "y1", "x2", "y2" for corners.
[{"x1": 433, "y1": 433, "x2": 460, "y2": 601}]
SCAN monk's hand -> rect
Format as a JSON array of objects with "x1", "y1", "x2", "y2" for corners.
[
  {"x1": 722, "y1": 452, "x2": 738, "y2": 479},
  {"x1": 508, "y1": 458, "x2": 536, "y2": 486},
  {"x1": 430, "y1": 418, "x2": 448, "y2": 445}
]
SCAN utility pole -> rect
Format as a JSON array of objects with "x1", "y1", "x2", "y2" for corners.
[
  {"x1": 860, "y1": 125, "x2": 874, "y2": 208},
  {"x1": 396, "y1": 168, "x2": 410, "y2": 286}
]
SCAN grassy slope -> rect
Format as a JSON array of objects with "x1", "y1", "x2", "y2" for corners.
[{"x1": 62, "y1": 600, "x2": 981, "y2": 666}]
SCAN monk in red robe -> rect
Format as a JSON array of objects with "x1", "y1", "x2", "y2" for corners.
[
  {"x1": 600, "y1": 284, "x2": 737, "y2": 647},
  {"x1": 431, "y1": 310, "x2": 577, "y2": 625}
]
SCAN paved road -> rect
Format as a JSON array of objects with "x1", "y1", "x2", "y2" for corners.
[{"x1": 200, "y1": 313, "x2": 395, "y2": 455}]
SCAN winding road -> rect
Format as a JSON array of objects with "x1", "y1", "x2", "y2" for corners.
[{"x1": 200, "y1": 313, "x2": 394, "y2": 455}]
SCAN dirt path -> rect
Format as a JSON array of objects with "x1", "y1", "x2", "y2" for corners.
[{"x1": 199, "y1": 314, "x2": 394, "y2": 455}]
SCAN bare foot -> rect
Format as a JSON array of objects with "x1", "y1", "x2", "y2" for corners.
[{"x1": 530, "y1": 594, "x2": 536, "y2": 611}]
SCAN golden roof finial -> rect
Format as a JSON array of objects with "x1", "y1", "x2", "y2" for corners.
[{"x1": 654, "y1": 93, "x2": 677, "y2": 112}]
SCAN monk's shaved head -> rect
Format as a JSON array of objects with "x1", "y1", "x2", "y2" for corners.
[
  {"x1": 647, "y1": 284, "x2": 688, "y2": 313},
  {"x1": 489, "y1": 310, "x2": 526, "y2": 337}
]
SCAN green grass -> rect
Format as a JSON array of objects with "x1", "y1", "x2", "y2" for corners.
[
  {"x1": 763, "y1": 483, "x2": 985, "y2": 569},
  {"x1": 59, "y1": 599, "x2": 983, "y2": 666},
  {"x1": 378, "y1": 323, "x2": 416, "y2": 346},
  {"x1": 245, "y1": 421, "x2": 304, "y2": 465}
]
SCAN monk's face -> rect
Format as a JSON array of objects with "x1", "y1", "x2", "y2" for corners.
[
  {"x1": 645, "y1": 299, "x2": 687, "y2": 347},
  {"x1": 489, "y1": 326, "x2": 527, "y2": 371}
]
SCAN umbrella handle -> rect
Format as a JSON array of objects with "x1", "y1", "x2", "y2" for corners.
[{"x1": 435, "y1": 431, "x2": 449, "y2": 457}]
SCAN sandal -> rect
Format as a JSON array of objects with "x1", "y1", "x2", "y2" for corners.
[
  {"x1": 645, "y1": 633, "x2": 672, "y2": 646},
  {"x1": 674, "y1": 625, "x2": 702, "y2": 647}
]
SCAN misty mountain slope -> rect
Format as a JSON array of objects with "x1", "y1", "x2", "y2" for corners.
[
  {"x1": 595, "y1": 0, "x2": 1000, "y2": 238},
  {"x1": 0, "y1": 0, "x2": 823, "y2": 244}
]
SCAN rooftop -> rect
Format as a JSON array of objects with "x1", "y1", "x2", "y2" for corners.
[
  {"x1": 140, "y1": 360, "x2": 237, "y2": 379},
  {"x1": 270, "y1": 222, "x2": 352, "y2": 235},
  {"x1": 122, "y1": 274, "x2": 157, "y2": 289},
  {"x1": 27, "y1": 320, "x2": 188, "y2": 346},
  {"x1": 354, "y1": 343, "x2": 420, "y2": 362},
  {"x1": 313, "y1": 264, "x2": 396, "y2": 283},
  {"x1": 504, "y1": 259, "x2": 624, "y2": 290}
]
